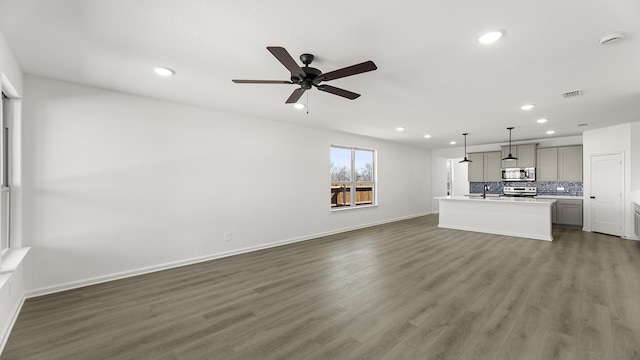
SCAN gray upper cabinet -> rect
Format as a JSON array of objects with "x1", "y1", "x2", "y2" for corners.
[
  {"x1": 468, "y1": 151, "x2": 501, "y2": 182},
  {"x1": 484, "y1": 151, "x2": 502, "y2": 181},
  {"x1": 468, "y1": 153, "x2": 484, "y2": 182},
  {"x1": 517, "y1": 144, "x2": 536, "y2": 167},
  {"x1": 536, "y1": 147, "x2": 558, "y2": 181},
  {"x1": 536, "y1": 145, "x2": 583, "y2": 181},
  {"x1": 558, "y1": 146, "x2": 583, "y2": 181},
  {"x1": 501, "y1": 144, "x2": 537, "y2": 168}
]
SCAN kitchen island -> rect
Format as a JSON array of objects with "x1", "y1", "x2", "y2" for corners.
[{"x1": 436, "y1": 196, "x2": 557, "y2": 241}]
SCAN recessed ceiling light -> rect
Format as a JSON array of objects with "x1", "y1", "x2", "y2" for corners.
[
  {"x1": 478, "y1": 30, "x2": 504, "y2": 44},
  {"x1": 521, "y1": 104, "x2": 535, "y2": 111},
  {"x1": 423, "y1": 134, "x2": 432, "y2": 139},
  {"x1": 396, "y1": 127, "x2": 405, "y2": 132},
  {"x1": 450, "y1": 141, "x2": 456, "y2": 145},
  {"x1": 537, "y1": 118, "x2": 548, "y2": 123},
  {"x1": 293, "y1": 103, "x2": 305, "y2": 110},
  {"x1": 546, "y1": 130, "x2": 555, "y2": 135},
  {"x1": 154, "y1": 67, "x2": 175, "y2": 77}
]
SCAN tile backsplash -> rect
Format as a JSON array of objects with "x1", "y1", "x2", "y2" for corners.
[{"x1": 469, "y1": 181, "x2": 583, "y2": 196}]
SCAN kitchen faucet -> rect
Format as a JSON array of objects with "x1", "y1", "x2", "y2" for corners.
[{"x1": 483, "y1": 184, "x2": 489, "y2": 199}]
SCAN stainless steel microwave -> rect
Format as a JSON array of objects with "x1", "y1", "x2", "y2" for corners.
[{"x1": 502, "y1": 167, "x2": 535, "y2": 182}]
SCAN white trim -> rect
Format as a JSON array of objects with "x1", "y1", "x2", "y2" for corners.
[
  {"x1": 0, "y1": 247, "x2": 29, "y2": 274},
  {"x1": 0, "y1": 293, "x2": 24, "y2": 355},
  {"x1": 24, "y1": 212, "x2": 432, "y2": 298},
  {"x1": 330, "y1": 204, "x2": 378, "y2": 212}
]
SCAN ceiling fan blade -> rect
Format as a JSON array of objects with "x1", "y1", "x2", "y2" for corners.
[
  {"x1": 285, "y1": 88, "x2": 306, "y2": 103},
  {"x1": 267, "y1": 46, "x2": 306, "y2": 78},
  {"x1": 232, "y1": 80, "x2": 293, "y2": 84},
  {"x1": 316, "y1": 85, "x2": 360, "y2": 100},
  {"x1": 318, "y1": 61, "x2": 377, "y2": 82}
]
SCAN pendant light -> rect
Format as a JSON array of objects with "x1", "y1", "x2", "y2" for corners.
[
  {"x1": 459, "y1": 133, "x2": 472, "y2": 163},
  {"x1": 502, "y1": 127, "x2": 518, "y2": 161}
]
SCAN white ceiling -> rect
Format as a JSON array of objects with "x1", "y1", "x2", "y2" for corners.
[{"x1": 1, "y1": 0, "x2": 639, "y2": 149}]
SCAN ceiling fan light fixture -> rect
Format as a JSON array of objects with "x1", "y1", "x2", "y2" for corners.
[
  {"x1": 459, "y1": 133, "x2": 473, "y2": 163},
  {"x1": 502, "y1": 127, "x2": 518, "y2": 161},
  {"x1": 293, "y1": 103, "x2": 305, "y2": 110},
  {"x1": 478, "y1": 30, "x2": 504, "y2": 44},
  {"x1": 154, "y1": 67, "x2": 175, "y2": 77}
]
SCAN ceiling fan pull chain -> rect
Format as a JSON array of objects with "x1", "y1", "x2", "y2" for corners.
[{"x1": 306, "y1": 91, "x2": 309, "y2": 115}]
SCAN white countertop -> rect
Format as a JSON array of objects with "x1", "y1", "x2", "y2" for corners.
[{"x1": 437, "y1": 196, "x2": 556, "y2": 205}]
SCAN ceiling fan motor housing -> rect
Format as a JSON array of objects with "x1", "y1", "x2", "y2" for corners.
[{"x1": 291, "y1": 66, "x2": 322, "y2": 88}]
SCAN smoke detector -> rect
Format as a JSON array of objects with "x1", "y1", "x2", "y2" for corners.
[
  {"x1": 562, "y1": 89, "x2": 584, "y2": 98},
  {"x1": 600, "y1": 32, "x2": 624, "y2": 45}
]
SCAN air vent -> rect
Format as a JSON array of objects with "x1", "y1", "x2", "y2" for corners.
[
  {"x1": 562, "y1": 90, "x2": 583, "y2": 98},
  {"x1": 600, "y1": 32, "x2": 624, "y2": 45},
  {"x1": 577, "y1": 122, "x2": 591, "y2": 127}
]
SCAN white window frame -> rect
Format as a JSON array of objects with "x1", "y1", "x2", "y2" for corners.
[
  {"x1": 0, "y1": 91, "x2": 10, "y2": 255},
  {"x1": 330, "y1": 145, "x2": 377, "y2": 210}
]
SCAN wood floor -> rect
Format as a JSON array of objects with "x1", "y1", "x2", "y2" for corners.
[{"x1": 3, "y1": 215, "x2": 640, "y2": 359}]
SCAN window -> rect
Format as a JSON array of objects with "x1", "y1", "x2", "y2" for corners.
[
  {"x1": 1, "y1": 92, "x2": 10, "y2": 253},
  {"x1": 330, "y1": 145, "x2": 375, "y2": 208}
]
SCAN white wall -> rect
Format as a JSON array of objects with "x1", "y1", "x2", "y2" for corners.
[
  {"x1": 451, "y1": 159, "x2": 468, "y2": 196},
  {"x1": 583, "y1": 122, "x2": 639, "y2": 239},
  {"x1": 430, "y1": 135, "x2": 583, "y2": 211},
  {"x1": 21, "y1": 75, "x2": 432, "y2": 295}
]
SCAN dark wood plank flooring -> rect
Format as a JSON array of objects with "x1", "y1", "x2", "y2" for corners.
[{"x1": 3, "y1": 215, "x2": 640, "y2": 359}]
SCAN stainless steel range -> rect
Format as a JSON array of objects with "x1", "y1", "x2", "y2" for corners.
[{"x1": 503, "y1": 186, "x2": 537, "y2": 197}]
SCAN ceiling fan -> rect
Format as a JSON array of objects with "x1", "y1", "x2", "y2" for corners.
[{"x1": 232, "y1": 46, "x2": 377, "y2": 104}]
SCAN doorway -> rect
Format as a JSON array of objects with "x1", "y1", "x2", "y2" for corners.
[{"x1": 589, "y1": 153, "x2": 623, "y2": 236}]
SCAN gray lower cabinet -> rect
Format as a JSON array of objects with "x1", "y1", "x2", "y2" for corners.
[{"x1": 555, "y1": 199, "x2": 583, "y2": 226}]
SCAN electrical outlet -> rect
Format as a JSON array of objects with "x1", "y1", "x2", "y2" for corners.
[
  {"x1": 224, "y1": 232, "x2": 232, "y2": 241},
  {"x1": 557, "y1": 186, "x2": 565, "y2": 191}
]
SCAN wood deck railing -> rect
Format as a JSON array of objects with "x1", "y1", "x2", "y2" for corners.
[{"x1": 331, "y1": 184, "x2": 373, "y2": 207}]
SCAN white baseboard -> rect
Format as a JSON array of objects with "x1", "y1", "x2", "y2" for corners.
[
  {"x1": 25, "y1": 212, "x2": 432, "y2": 298},
  {"x1": 0, "y1": 295, "x2": 25, "y2": 355}
]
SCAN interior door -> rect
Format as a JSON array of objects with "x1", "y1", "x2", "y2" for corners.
[{"x1": 590, "y1": 153, "x2": 623, "y2": 236}]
